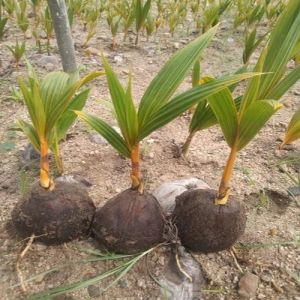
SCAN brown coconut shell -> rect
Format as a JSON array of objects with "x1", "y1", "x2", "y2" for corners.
[
  {"x1": 92, "y1": 189, "x2": 165, "y2": 254},
  {"x1": 173, "y1": 189, "x2": 246, "y2": 253},
  {"x1": 11, "y1": 181, "x2": 95, "y2": 244}
]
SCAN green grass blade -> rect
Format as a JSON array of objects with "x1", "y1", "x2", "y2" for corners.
[
  {"x1": 138, "y1": 25, "x2": 218, "y2": 129},
  {"x1": 75, "y1": 111, "x2": 131, "y2": 158},
  {"x1": 238, "y1": 100, "x2": 283, "y2": 150},
  {"x1": 25, "y1": 264, "x2": 127, "y2": 299}
]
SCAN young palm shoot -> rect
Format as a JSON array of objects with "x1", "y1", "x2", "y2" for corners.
[
  {"x1": 76, "y1": 26, "x2": 260, "y2": 254},
  {"x1": 11, "y1": 66, "x2": 101, "y2": 244},
  {"x1": 7, "y1": 40, "x2": 26, "y2": 69},
  {"x1": 174, "y1": 0, "x2": 300, "y2": 253},
  {"x1": 135, "y1": 0, "x2": 151, "y2": 45}
]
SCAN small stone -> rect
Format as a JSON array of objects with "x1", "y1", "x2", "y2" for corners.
[
  {"x1": 85, "y1": 47, "x2": 100, "y2": 56},
  {"x1": 37, "y1": 55, "x2": 59, "y2": 67},
  {"x1": 45, "y1": 63, "x2": 56, "y2": 71},
  {"x1": 294, "y1": 90, "x2": 300, "y2": 96},
  {"x1": 23, "y1": 143, "x2": 40, "y2": 161},
  {"x1": 287, "y1": 186, "x2": 300, "y2": 196},
  {"x1": 149, "y1": 152, "x2": 154, "y2": 159},
  {"x1": 118, "y1": 279, "x2": 129, "y2": 289},
  {"x1": 227, "y1": 37, "x2": 235, "y2": 43},
  {"x1": 137, "y1": 279, "x2": 146, "y2": 289},
  {"x1": 158, "y1": 256, "x2": 165, "y2": 266},
  {"x1": 113, "y1": 55, "x2": 123, "y2": 64},
  {"x1": 56, "y1": 174, "x2": 92, "y2": 187},
  {"x1": 34, "y1": 243, "x2": 48, "y2": 251},
  {"x1": 174, "y1": 42, "x2": 180, "y2": 49},
  {"x1": 89, "y1": 133, "x2": 108, "y2": 145},
  {"x1": 238, "y1": 272, "x2": 259, "y2": 298},
  {"x1": 87, "y1": 285, "x2": 101, "y2": 298},
  {"x1": 260, "y1": 270, "x2": 272, "y2": 283}
]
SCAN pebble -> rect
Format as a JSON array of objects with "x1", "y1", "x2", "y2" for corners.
[
  {"x1": 287, "y1": 186, "x2": 300, "y2": 196},
  {"x1": 113, "y1": 55, "x2": 123, "y2": 64},
  {"x1": 23, "y1": 143, "x2": 40, "y2": 161},
  {"x1": 137, "y1": 279, "x2": 146, "y2": 289},
  {"x1": 238, "y1": 272, "x2": 259, "y2": 299},
  {"x1": 294, "y1": 90, "x2": 300, "y2": 96},
  {"x1": 158, "y1": 256, "x2": 165, "y2": 266},
  {"x1": 85, "y1": 47, "x2": 100, "y2": 56},
  {"x1": 56, "y1": 174, "x2": 92, "y2": 187},
  {"x1": 89, "y1": 133, "x2": 108, "y2": 145},
  {"x1": 37, "y1": 55, "x2": 59, "y2": 68},
  {"x1": 87, "y1": 285, "x2": 101, "y2": 298},
  {"x1": 227, "y1": 37, "x2": 235, "y2": 43},
  {"x1": 174, "y1": 42, "x2": 180, "y2": 49},
  {"x1": 118, "y1": 279, "x2": 129, "y2": 289},
  {"x1": 45, "y1": 63, "x2": 57, "y2": 71}
]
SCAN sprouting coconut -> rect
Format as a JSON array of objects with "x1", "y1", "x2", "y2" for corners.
[
  {"x1": 174, "y1": 0, "x2": 300, "y2": 253},
  {"x1": 11, "y1": 66, "x2": 101, "y2": 244},
  {"x1": 76, "y1": 25, "x2": 260, "y2": 254}
]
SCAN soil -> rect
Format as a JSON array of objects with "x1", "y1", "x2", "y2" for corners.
[
  {"x1": 173, "y1": 189, "x2": 246, "y2": 253},
  {"x1": 0, "y1": 10, "x2": 300, "y2": 300}
]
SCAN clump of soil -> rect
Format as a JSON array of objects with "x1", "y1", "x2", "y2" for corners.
[
  {"x1": 11, "y1": 181, "x2": 96, "y2": 244},
  {"x1": 92, "y1": 189, "x2": 165, "y2": 254},
  {"x1": 173, "y1": 189, "x2": 246, "y2": 252}
]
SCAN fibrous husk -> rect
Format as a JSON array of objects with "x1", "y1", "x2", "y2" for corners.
[
  {"x1": 92, "y1": 189, "x2": 165, "y2": 254},
  {"x1": 11, "y1": 181, "x2": 95, "y2": 244},
  {"x1": 173, "y1": 189, "x2": 246, "y2": 253}
]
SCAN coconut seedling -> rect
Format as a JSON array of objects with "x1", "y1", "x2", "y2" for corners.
[
  {"x1": 16, "y1": 0, "x2": 29, "y2": 38},
  {"x1": 135, "y1": 0, "x2": 151, "y2": 45},
  {"x1": 41, "y1": 5, "x2": 54, "y2": 55},
  {"x1": 0, "y1": 14, "x2": 7, "y2": 40},
  {"x1": 106, "y1": 6, "x2": 121, "y2": 50},
  {"x1": 75, "y1": 26, "x2": 260, "y2": 254},
  {"x1": 173, "y1": 0, "x2": 300, "y2": 253},
  {"x1": 7, "y1": 40, "x2": 26, "y2": 69},
  {"x1": 11, "y1": 66, "x2": 101, "y2": 244}
]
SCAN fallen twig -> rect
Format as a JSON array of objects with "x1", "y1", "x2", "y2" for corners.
[{"x1": 16, "y1": 234, "x2": 35, "y2": 293}]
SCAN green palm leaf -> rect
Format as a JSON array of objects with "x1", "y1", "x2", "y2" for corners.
[
  {"x1": 55, "y1": 89, "x2": 90, "y2": 142},
  {"x1": 138, "y1": 72, "x2": 261, "y2": 141},
  {"x1": 138, "y1": 25, "x2": 218, "y2": 129},
  {"x1": 14, "y1": 120, "x2": 40, "y2": 151},
  {"x1": 283, "y1": 106, "x2": 300, "y2": 145},
  {"x1": 75, "y1": 111, "x2": 131, "y2": 158},
  {"x1": 102, "y1": 57, "x2": 138, "y2": 148},
  {"x1": 206, "y1": 87, "x2": 238, "y2": 147},
  {"x1": 238, "y1": 100, "x2": 283, "y2": 150}
]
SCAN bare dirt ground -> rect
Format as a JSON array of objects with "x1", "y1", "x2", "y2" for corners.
[{"x1": 0, "y1": 13, "x2": 299, "y2": 300}]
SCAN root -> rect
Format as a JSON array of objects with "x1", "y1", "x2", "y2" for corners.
[
  {"x1": 175, "y1": 249, "x2": 193, "y2": 282},
  {"x1": 230, "y1": 246, "x2": 243, "y2": 273},
  {"x1": 16, "y1": 234, "x2": 35, "y2": 292}
]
